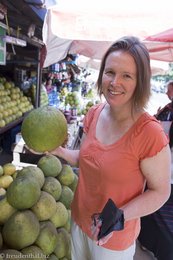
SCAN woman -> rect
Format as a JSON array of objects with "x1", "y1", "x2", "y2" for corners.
[{"x1": 49, "y1": 36, "x2": 171, "y2": 260}]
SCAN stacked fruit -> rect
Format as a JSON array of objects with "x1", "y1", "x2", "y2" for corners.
[
  {"x1": 0, "y1": 155, "x2": 78, "y2": 259},
  {"x1": 0, "y1": 79, "x2": 34, "y2": 128},
  {"x1": 64, "y1": 92, "x2": 80, "y2": 108}
]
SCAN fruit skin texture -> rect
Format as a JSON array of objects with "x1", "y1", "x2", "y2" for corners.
[
  {"x1": 2, "y1": 210, "x2": 40, "y2": 250},
  {"x1": 21, "y1": 106, "x2": 68, "y2": 152},
  {"x1": 58, "y1": 164, "x2": 75, "y2": 186},
  {"x1": 6, "y1": 175, "x2": 41, "y2": 210},
  {"x1": 37, "y1": 154, "x2": 62, "y2": 177},
  {"x1": 35, "y1": 221, "x2": 58, "y2": 255}
]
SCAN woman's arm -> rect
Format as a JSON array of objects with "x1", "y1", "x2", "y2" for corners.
[
  {"x1": 51, "y1": 146, "x2": 80, "y2": 167},
  {"x1": 50, "y1": 133, "x2": 86, "y2": 167},
  {"x1": 121, "y1": 144, "x2": 171, "y2": 221}
]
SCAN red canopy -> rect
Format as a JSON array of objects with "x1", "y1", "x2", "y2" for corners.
[{"x1": 144, "y1": 28, "x2": 173, "y2": 62}]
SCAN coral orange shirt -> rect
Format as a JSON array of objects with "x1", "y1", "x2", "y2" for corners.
[{"x1": 71, "y1": 103, "x2": 168, "y2": 250}]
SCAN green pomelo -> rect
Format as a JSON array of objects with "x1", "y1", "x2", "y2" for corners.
[
  {"x1": 50, "y1": 202, "x2": 68, "y2": 228},
  {"x1": 48, "y1": 254, "x2": 59, "y2": 260},
  {"x1": 35, "y1": 221, "x2": 58, "y2": 255},
  {"x1": 1, "y1": 250, "x2": 24, "y2": 260},
  {"x1": 31, "y1": 191, "x2": 57, "y2": 221},
  {"x1": 2, "y1": 210, "x2": 40, "y2": 250},
  {"x1": 21, "y1": 245, "x2": 46, "y2": 260},
  {"x1": 59, "y1": 186, "x2": 74, "y2": 209},
  {"x1": 0, "y1": 196, "x2": 17, "y2": 225},
  {"x1": 42, "y1": 176, "x2": 62, "y2": 201},
  {"x1": 63, "y1": 209, "x2": 71, "y2": 233},
  {"x1": 21, "y1": 106, "x2": 68, "y2": 152},
  {"x1": 37, "y1": 155, "x2": 62, "y2": 177},
  {"x1": 6, "y1": 175, "x2": 41, "y2": 210},
  {"x1": 69, "y1": 173, "x2": 78, "y2": 192},
  {"x1": 54, "y1": 228, "x2": 71, "y2": 259},
  {"x1": 17, "y1": 166, "x2": 45, "y2": 188},
  {"x1": 58, "y1": 164, "x2": 75, "y2": 186}
]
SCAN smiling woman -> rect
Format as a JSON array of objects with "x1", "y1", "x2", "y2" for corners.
[{"x1": 30, "y1": 36, "x2": 171, "y2": 260}]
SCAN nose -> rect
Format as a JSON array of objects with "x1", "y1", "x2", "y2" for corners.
[{"x1": 111, "y1": 75, "x2": 121, "y2": 86}]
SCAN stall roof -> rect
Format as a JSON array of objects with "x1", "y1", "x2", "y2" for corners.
[{"x1": 42, "y1": 0, "x2": 173, "y2": 67}]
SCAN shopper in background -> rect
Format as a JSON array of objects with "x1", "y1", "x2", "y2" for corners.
[
  {"x1": 138, "y1": 81, "x2": 173, "y2": 260},
  {"x1": 45, "y1": 77, "x2": 54, "y2": 94},
  {"x1": 154, "y1": 80, "x2": 173, "y2": 121},
  {"x1": 45, "y1": 36, "x2": 171, "y2": 260}
]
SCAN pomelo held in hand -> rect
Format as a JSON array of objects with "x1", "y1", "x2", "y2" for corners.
[{"x1": 21, "y1": 106, "x2": 68, "y2": 152}]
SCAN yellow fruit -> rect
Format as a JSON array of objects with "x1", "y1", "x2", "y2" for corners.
[
  {"x1": 0, "y1": 175, "x2": 13, "y2": 189},
  {"x1": 0, "y1": 196, "x2": 17, "y2": 225},
  {"x1": 3, "y1": 163, "x2": 16, "y2": 176}
]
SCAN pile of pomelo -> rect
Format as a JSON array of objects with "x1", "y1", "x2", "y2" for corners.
[{"x1": 0, "y1": 154, "x2": 78, "y2": 260}]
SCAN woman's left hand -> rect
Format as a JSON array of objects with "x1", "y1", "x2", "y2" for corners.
[{"x1": 91, "y1": 214, "x2": 113, "y2": 246}]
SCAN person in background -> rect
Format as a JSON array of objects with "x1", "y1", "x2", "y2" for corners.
[
  {"x1": 39, "y1": 37, "x2": 171, "y2": 260},
  {"x1": 138, "y1": 81, "x2": 173, "y2": 260},
  {"x1": 154, "y1": 80, "x2": 173, "y2": 121},
  {"x1": 45, "y1": 77, "x2": 53, "y2": 94}
]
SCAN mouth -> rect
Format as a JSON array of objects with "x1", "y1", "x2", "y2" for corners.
[{"x1": 109, "y1": 89, "x2": 125, "y2": 95}]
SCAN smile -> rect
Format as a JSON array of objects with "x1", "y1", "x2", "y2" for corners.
[{"x1": 109, "y1": 89, "x2": 124, "y2": 95}]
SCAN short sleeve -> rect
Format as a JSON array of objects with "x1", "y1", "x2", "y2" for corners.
[
  {"x1": 83, "y1": 104, "x2": 101, "y2": 134},
  {"x1": 132, "y1": 116, "x2": 169, "y2": 160}
]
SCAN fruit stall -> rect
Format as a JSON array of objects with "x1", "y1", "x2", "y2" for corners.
[{"x1": 0, "y1": 106, "x2": 80, "y2": 259}]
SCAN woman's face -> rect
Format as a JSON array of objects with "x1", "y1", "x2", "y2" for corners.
[{"x1": 101, "y1": 50, "x2": 137, "y2": 109}]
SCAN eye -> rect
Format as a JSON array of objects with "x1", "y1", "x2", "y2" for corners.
[
  {"x1": 123, "y1": 73, "x2": 134, "y2": 80},
  {"x1": 105, "y1": 70, "x2": 114, "y2": 76}
]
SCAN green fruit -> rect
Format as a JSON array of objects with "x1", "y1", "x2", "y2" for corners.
[
  {"x1": 21, "y1": 245, "x2": 46, "y2": 260},
  {"x1": 58, "y1": 164, "x2": 75, "y2": 186},
  {"x1": 42, "y1": 176, "x2": 62, "y2": 201},
  {"x1": 63, "y1": 209, "x2": 71, "y2": 232},
  {"x1": 54, "y1": 228, "x2": 71, "y2": 259},
  {"x1": 0, "y1": 196, "x2": 17, "y2": 225},
  {"x1": 48, "y1": 254, "x2": 59, "y2": 260},
  {"x1": 2, "y1": 210, "x2": 40, "y2": 250},
  {"x1": 37, "y1": 155, "x2": 62, "y2": 177},
  {"x1": 50, "y1": 202, "x2": 68, "y2": 228},
  {"x1": 69, "y1": 173, "x2": 78, "y2": 192},
  {"x1": 21, "y1": 106, "x2": 68, "y2": 152},
  {"x1": 35, "y1": 221, "x2": 58, "y2": 255},
  {"x1": 6, "y1": 175, "x2": 41, "y2": 210},
  {"x1": 31, "y1": 191, "x2": 57, "y2": 221},
  {"x1": 59, "y1": 186, "x2": 74, "y2": 209},
  {"x1": 17, "y1": 166, "x2": 45, "y2": 188}
]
